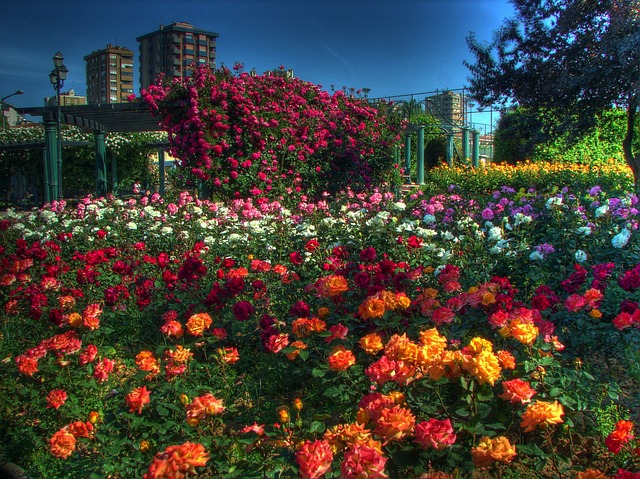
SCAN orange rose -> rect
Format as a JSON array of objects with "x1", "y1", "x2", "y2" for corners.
[
  {"x1": 67, "y1": 312, "x2": 82, "y2": 328},
  {"x1": 498, "y1": 378, "x2": 537, "y2": 404},
  {"x1": 471, "y1": 435, "x2": 517, "y2": 468},
  {"x1": 520, "y1": 400, "x2": 564, "y2": 432},
  {"x1": 373, "y1": 405, "x2": 416, "y2": 442},
  {"x1": 496, "y1": 350, "x2": 516, "y2": 370},
  {"x1": 318, "y1": 275, "x2": 349, "y2": 297},
  {"x1": 462, "y1": 350, "x2": 501, "y2": 386},
  {"x1": 359, "y1": 333, "x2": 384, "y2": 355},
  {"x1": 324, "y1": 422, "x2": 372, "y2": 452},
  {"x1": 418, "y1": 328, "x2": 448, "y2": 350},
  {"x1": 144, "y1": 442, "x2": 209, "y2": 478},
  {"x1": 186, "y1": 393, "x2": 225, "y2": 426},
  {"x1": 574, "y1": 469, "x2": 611, "y2": 479},
  {"x1": 82, "y1": 303, "x2": 103, "y2": 330},
  {"x1": 358, "y1": 297, "x2": 386, "y2": 320},
  {"x1": 50, "y1": 428, "x2": 76, "y2": 459},
  {"x1": 328, "y1": 346, "x2": 356, "y2": 372},
  {"x1": 125, "y1": 386, "x2": 152, "y2": 414},
  {"x1": 384, "y1": 333, "x2": 418, "y2": 363},
  {"x1": 509, "y1": 320, "x2": 539, "y2": 345},
  {"x1": 296, "y1": 440, "x2": 334, "y2": 479},
  {"x1": 186, "y1": 312, "x2": 212, "y2": 336},
  {"x1": 217, "y1": 347, "x2": 240, "y2": 364}
]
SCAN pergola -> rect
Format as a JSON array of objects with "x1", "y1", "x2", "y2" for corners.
[{"x1": 13, "y1": 102, "x2": 170, "y2": 203}]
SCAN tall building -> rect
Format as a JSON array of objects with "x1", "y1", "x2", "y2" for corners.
[
  {"x1": 84, "y1": 45, "x2": 135, "y2": 104},
  {"x1": 425, "y1": 91, "x2": 465, "y2": 126},
  {"x1": 136, "y1": 22, "x2": 219, "y2": 89}
]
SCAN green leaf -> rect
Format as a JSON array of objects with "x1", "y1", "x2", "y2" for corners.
[
  {"x1": 518, "y1": 444, "x2": 546, "y2": 457},
  {"x1": 156, "y1": 404, "x2": 169, "y2": 416},
  {"x1": 323, "y1": 387, "x2": 340, "y2": 398},
  {"x1": 312, "y1": 367, "x2": 326, "y2": 378},
  {"x1": 308, "y1": 421, "x2": 325, "y2": 433},
  {"x1": 455, "y1": 407, "x2": 471, "y2": 418}
]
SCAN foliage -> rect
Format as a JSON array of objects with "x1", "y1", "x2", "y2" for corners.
[
  {"x1": 494, "y1": 107, "x2": 640, "y2": 165},
  {"x1": 2, "y1": 163, "x2": 640, "y2": 478},
  {"x1": 140, "y1": 65, "x2": 404, "y2": 203},
  {"x1": 465, "y1": 0, "x2": 640, "y2": 186}
]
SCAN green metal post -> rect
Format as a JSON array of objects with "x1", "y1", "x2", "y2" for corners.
[
  {"x1": 158, "y1": 148, "x2": 165, "y2": 197},
  {"x1": 462, "y1": 128, "x2": 470, "y2": 163},
  {"x1": 404, "y1": 133, "x2": 411, "y2": 183},
  {"x1": 43, "y1": 120, "x2": 58, "y2": 203},
  {"x1": 472, "y1": 130, "x2": 481, "y2": 168},
  {"x1": 111, "y1": 152, "x2": 119, "y2": 195},
  {"x1": 94, "y1": 130, "x2": 107, "y2": 197},
  {"x1": 446, "y1": 134, "x2": 454, "y2": 167},
  {"x1": 417, "y1": 126, "x2": 425, "y2": 185}
]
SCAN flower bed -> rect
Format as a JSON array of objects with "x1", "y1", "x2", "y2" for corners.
[{"x1": 1, "y1": 183, "x2": 640, "y2": 478}]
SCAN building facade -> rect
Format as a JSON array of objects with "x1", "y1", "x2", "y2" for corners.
[
  {"x1": 84, "y1": 45, "x2": 135, "y2": 104},
  {"x1": 136, "y1": 22, "x2": 219, "y2": 89},
  {"x1": 44, "y1": 89, "x2": 87, "y2": 107},
  {"x1": 425, "y1": 91, "x2": 466, "y2": 126}
]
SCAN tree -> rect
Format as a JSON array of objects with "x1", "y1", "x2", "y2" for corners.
[{"x1": 465, "y1": 0, "x2": 640, "y2": 187}]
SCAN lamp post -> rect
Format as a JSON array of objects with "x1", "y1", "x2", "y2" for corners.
[
  {"x1": 49, "y1": 52, "x2": 68, "y2": 199},
  {"x1": 1, "y1": 89, "x2": 24, "y2": 129}
]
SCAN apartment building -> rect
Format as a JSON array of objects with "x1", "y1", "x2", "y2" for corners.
[
  {"x1": 425, "y1": 90, "x2": 465, "y2": 126},
  {"x1": 136, "y1": 21, "x2": 219, "y2": 89},
  {"x1": 84, "y1": 45, "x2": 135, "y2": 104}
]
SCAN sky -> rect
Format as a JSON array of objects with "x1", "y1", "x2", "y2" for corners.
[{"x1": 0, "y1": 0, "x2": 514, "y2": 131}]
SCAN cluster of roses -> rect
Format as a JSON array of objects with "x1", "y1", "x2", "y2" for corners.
[
  {"x1": 141, "y1": 64, "x2": 402, "y2": 201},
  {"x1": 143, "y1": 441, "x2": 210, "y2": 479},
  {"x1": 49, "y1": 413, "x2": 99, "y2": 459}
]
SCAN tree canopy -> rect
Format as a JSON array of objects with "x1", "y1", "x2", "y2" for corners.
[{"x1": 465, "y1": 0, "x2": 640, "y2": 186}]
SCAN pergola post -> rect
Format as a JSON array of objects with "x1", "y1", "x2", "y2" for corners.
[
  {"x1": 110, "y1": 151, "x2": 118, "y2": 195},
  {"x1": 472, "y1": 130, "x2": 481, "y2": 168},
  {"x1": 403, "y1": 133, "x2": 411, "y2": 183},
  {"x1": 446, "y1": 133, "x2": 454, "y2": 167},
  {"x1": 43, "y1": 120, "x2": 58, "y2": 203},
  {"x1": 94, "y1": 130, "x2": 107, "y2": 197},
  {"x1": 417, "y1": 126, "x2": 425, "y2": 185},
  {"x1": 462, "y1": 128, "x2": 470, "y2": 163},
  {"x1": 158, "y1": 148, "x2": 165, "y2": 197}
]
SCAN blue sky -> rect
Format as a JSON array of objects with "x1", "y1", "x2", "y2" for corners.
[{"x1": 0, "y1": 0, "x2": 513, "y2": 129}]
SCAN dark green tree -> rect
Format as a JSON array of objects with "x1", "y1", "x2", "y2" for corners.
[{"x1": 465, "y1": 0, "x2": 640, "y2": 187}]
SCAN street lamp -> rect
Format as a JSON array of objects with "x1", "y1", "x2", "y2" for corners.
[
  {"x1": 1, "y1": 89, "x2": 24, "y2": 129},
  {"x1": 49, "y1": 51, "x2": 68, "y2": 199}
]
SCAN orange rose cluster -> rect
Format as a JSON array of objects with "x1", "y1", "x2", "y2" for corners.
[
  {"x1": 49, "y1": 418, "x2": 96, "y2": 459},
  {"x1": 143, "y1": 441, "x2": 210, "y2": 479},
  {"x1": 185, "y1": 393, "x2": 225, "y2": 427}
]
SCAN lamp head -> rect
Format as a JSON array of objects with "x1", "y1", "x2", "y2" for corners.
[{"x1": 53, "y1": 52, "x2": 64, "y2": 68}]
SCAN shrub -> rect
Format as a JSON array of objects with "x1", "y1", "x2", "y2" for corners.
[{"x1": 140, "y1": 65, "x2": 404, "y2": 203}]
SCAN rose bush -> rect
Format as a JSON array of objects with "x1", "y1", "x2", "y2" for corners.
[
  {"x1": 1, "y1": 164, "x2": 640, "y2": 478},
  {"x1": 140, "y1": 65, "x2": 404, "y2": 202}
]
